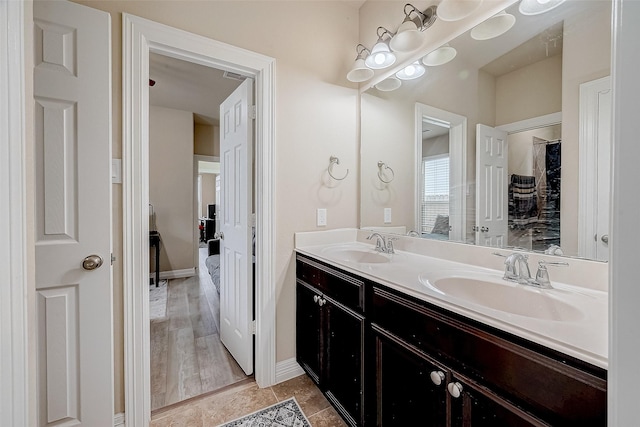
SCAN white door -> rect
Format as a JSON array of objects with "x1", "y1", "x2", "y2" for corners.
[
  {"x1": 219, "y1": 78, "x2": 254, "y2": 375},
  {"x1": 34, "y1": 1, "x2": 113, "y2": 426},
  {"x1": 594, "y1": 79, "x2": 612, "y2": 261},
  {"x1": 476, "y1": 124, "x2": 508, "y2": 247}
]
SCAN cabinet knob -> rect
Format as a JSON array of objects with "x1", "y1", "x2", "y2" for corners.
[
  {"x1": 313, "y1": 295, "x2": 320, "y2": 303},
  {"x1": 447, "y1": 382, "x2": 463, "y2": 398},
  {"x1": 318, "y1": 298, "x2": 326, "y2": 307},
  {"x1": 430, "y1": 371, "x2": 445, "y2": 386}
]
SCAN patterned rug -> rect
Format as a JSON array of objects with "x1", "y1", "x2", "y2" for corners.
[{"x1": 218, "y1": 398, "x2": 310, "y2": 427}]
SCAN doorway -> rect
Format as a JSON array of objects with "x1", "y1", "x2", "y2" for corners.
[
  {"x1": 147, "y1": 53, "x2": 252, "y2": 410},
  {"x1": 123, "y1": 14, "x2": 276, "y2": 425}
]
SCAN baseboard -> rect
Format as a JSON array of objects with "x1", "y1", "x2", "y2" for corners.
[
  {"x1": 275, "y1": 358, "x2": 305, "y2": 384},
  {"x1": 159, "y1": 268, "x2": 196, "y2": 280},
  {"x1": 114, "y1": 412, "x2": 125, "y2": 427}
]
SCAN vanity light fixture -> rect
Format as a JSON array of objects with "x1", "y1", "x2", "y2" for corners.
[
  {"x1": 347, "y1": 44, "x2": 375, "y2": 83},
  {"x1": 470, "y1": 11, "x2": 516, "y2": 41},
  {"x1": 519, "y1": 0, "x2": 566, "y2": 16},
  {"x1": 375, "y1": 76, "x2": 402, "y2": 92},
  {"x1": 422, "y1": 44, "x2": 457, "y2": 66},
  {"x1": 389, "y1": 4, "x2": 438, "y2": 53},
  {"x1": 365, "y1": 27, "x2": 397, "y2": 70},
  {"x1": 396, "y1": 61, "x2": 426, "y2": 80},
  {"x1": 436, "y1": 0, "x2": 483, "y2": 22}
]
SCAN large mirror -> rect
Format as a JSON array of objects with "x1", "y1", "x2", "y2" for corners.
[{"x1": 360, "y1": 0, "x2": 612, "y2": 261}]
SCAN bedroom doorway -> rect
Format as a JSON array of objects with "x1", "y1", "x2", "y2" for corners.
[{"x1": 147, "y1": 53, "x2": 254, "y2": 411}]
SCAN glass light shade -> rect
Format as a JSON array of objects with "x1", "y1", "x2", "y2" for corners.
[
  {"x1": 389, "y1": 19, "x2": 424, "y2": 53},
  {"x1": 470, "y1": 11, "x2": 516, "y2": 41},
  {"x1": 396, "y1": 62, "x2": 426, "y2": 80},
  {"x1": 422, "y1": 45, "x2": 457, "y2": 66},
  {"x1": 436, "y1": 0, "x2": 483, "y2": 22},
  {"x1": 347, "y1": 58, "x2": 374, "y2": 82},
  {"x1": 375, "y1": 77, "x2": 401, "y2": 92},
  {"x1": 365, "y1": 40, "x2": 396, "y2": 70},
  {"x1": 519, "y1": 0, "x2": 566, "y2": 15}
]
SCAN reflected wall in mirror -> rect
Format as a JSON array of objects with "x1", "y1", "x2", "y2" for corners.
[{"x1": 359, "y1": 0, "x2": 611, "y2": 261}]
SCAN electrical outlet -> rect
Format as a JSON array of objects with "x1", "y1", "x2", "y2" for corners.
[
  {"x1": 384, "y1": 208, "x2": 392, "y2": 224},
  {"x1": 317, "y1": 208, "x2": 327, "y2": 227}
]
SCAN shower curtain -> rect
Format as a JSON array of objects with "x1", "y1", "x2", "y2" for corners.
[{"x1": 532, "y1": 137, "x2": 561, "y2": 251}]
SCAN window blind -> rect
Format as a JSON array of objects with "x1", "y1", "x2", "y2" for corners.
[{"x1": 422, "y1": 156, "x2": 450, "y2": 233}]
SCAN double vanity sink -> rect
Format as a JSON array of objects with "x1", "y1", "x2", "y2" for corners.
[{"x1": 304, "y1": 234, "x2": 607, "y2": 369}]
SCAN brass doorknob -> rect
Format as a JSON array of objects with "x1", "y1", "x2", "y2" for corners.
[{"x1": 82, "y1": 255, "x2": 103, "y2": 271}]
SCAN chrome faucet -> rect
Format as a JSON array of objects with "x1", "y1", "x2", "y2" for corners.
[
  {"x1": 503, "y1": 253, "x2": 532, "y2": 284},
  {"x1": 494, "y1": 252, "x2": 569, "y2": 288},
  {"x1": 367, "y1": 232, "x2": 396, "y2": 254}
]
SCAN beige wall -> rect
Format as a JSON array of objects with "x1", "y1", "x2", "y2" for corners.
[
  {"x1": 508, "y1": 124, "x2": 562, "y2": 177},
  {"x1": 200, "y1": 173, "x2": 217, "y2": 218},
  {"x1": 70, "y1": 0, "x2": 360, "y2": 413},
  {"x1": 150, "y1": 105, "x2": 196, "y2": 272},
  {"x1": 495, "y1": 54, "x2": 562, "y2": 126},
  {"x1": 194, "y1": 123, "x2": 218, "y2": 156}
]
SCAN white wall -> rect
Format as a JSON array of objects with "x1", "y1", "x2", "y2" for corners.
[{"x1": 149, "y1": 105, "x2": 195, "y2": 272}]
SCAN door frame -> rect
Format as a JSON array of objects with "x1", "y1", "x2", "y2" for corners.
[
  {"x1": 414, "y1": 103, "x2": 467, "y2": 241},
  {"x1": 194, "y1": 154, "x2": 220, "y2": 267},
  {"x1": 123, "y1": 14, "x2": 276, "y2": 426},
  {"x1": 0, "y1": 1, "x2": 30, "y2": 425}
]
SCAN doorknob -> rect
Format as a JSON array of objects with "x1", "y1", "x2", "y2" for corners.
[
  {"x1": 82, "y1": 255, "x2": 103, "y2": 270},
  {"x1": 601, "y1": 234, "x2": 609, "y2": 244},
  {"x1": 214, "y1": 231, "x2": 224, "y2": 240}
]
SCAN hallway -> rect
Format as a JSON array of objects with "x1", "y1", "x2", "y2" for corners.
[{"x1": 150, "y1": 248, "x2": 248, "y2": 410}]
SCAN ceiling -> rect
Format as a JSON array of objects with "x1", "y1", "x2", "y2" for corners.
[{"x1": 149, "y1": 53, "x2": 245, "y2": 125}]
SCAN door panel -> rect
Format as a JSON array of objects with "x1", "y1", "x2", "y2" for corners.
[
  {"x1": 219, "y1": 78, "x2": 254, "y2": 375},
  {"x1": 476, "y1": 124, "x2": 508, "y2": 247},
  {"x1": 34, "y1": 1, "x2": 113, "y2": 426}
]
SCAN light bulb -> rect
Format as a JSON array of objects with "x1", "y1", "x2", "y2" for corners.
[
  {"x1": 405, "y1": 65, "x2": 416, "y2": 76},
  {"x1": 537, "y1": 0, "x2": 551, "y2": 4},
  {"x1": 374, "y1": 53, "x2": 386, "y2": 65}
]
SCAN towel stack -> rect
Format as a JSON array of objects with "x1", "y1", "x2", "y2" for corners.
[{"x1": 509, "y1": 174, "x2": 538, "y2": 228}]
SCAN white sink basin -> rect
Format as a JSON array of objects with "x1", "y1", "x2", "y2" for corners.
[
  {"x1": 420, "y1": 272, "x2": 584, "y2": 322},
  {"x1": 321, "y1": 246, "x2": 391, "y2": 264}
]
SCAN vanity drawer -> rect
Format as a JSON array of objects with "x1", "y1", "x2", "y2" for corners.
[
  {"x1": 296, "y1": 254, "x2": 364, "y2": 313},
  {"x1": 369, "y1": 285, "x2": 606, "y2": 425}
]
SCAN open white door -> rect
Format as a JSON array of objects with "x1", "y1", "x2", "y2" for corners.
[
  {"x1": 219, "y1": 78, "x2": 254, "y2": 375},
  {"x1": 476, "y1": 124, "x2": 508, "y2": 247},
  {"x1": 34, "y1": 1, "x2": 113, "y2": 426}
]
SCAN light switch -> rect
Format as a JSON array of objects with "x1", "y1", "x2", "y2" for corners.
[
  {"x1": 384, "y1": 208, "x2": 392, "y2": 224},
  {"x1": 112, "y1": 159, "x2": 122, "y2": 184},
  {"x1": 317, "y1": 208, "x2": 327, "y2": 227}
]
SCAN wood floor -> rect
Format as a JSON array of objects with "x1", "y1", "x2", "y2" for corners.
[{"x1": 150, "y1": 248, "x2": 248, "y2": 410}]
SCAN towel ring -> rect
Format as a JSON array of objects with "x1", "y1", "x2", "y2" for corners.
[
  {"x1": 328, "y1": 156, "x2": 349, "y2": 181},
  {"x1": 377, "y1": 161, "x2": 395, "y2": 183}
]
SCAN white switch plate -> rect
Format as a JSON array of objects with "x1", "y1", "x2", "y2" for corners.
[
  {"x1": 112, "y1": 159, "x2": 122, "y2": 184},
  {"x1": 384, "y1": 208, "x2": 392, "y2": 224},
  {"x1": 317, "y1": 208, "x2": 327, "y2": 227}
]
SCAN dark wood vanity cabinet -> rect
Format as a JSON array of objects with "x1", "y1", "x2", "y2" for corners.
[
  {"x1": 296, "y1": 255, "x2": 366, "y2": 426},
  {"x1": 295, "y1": 254, "x2": 607, "y2": 427}
]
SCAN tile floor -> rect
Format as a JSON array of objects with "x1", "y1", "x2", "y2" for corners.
[{"x1": 150, "y1": 374, "x2": 348, "y2": 426}]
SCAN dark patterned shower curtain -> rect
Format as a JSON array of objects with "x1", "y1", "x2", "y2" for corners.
[{"x1": 532, "y1": 137, "x2": 561, "y2": 251}]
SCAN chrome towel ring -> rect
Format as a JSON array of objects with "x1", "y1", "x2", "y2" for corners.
[
  {"x1": 377, "y1": 161, "x2": 395, "y2": 183},
  {"x1": 328, "y1": 155, "x2": 349, "y2": 180}
]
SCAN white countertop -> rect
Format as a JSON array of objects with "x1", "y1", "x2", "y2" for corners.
[{"x1": 295, "y1": 230, "x2": 608, "y2": 370}]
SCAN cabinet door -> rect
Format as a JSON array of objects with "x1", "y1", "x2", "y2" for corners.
[
  {"x1": 373, "y1": 327, "x2": 448, "y2": 427},
  {"x1": 449, "y1": 376, "x2": 549, "y2": 427},
  {"x1": 296, "y1": 282, "x2": 322, "y2": 384},
  {"x1": 324, "y1": 297, "x2": 365, "y2": 426}
]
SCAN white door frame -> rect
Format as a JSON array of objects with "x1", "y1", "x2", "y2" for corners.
[
  {"x1": 414, "y1": 103, "x2": 467, "y2": 241},
  {"x1": 123, "y1": 14, "x2": 276, "y2": 426},
  {"x1": 0, "y1": 1, "x2": 29, "y2": 425},
  {"x1": 194, "y1": 154, "x2": 220, "y2": 267}
]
